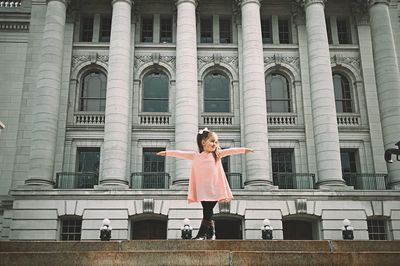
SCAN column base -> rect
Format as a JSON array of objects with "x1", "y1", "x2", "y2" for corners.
[
  {"x1": 388, "y1": 181, "x2": 400, "y2": 190},
  {"x1": 98, "y1": 178, "x2": 129, "y2": 189},
  {"x1": 244, "y1": 180, "x2": 276, "y2": 190},
  {"x1": 316, "y1": 179, "x2": 353, "y2": 190},
  {"x1": 24, "y1": 178, "x2": 55, "y2": 189},
  {"x1": 171, "y1": 179, "x2": 189, "y2": 189}
]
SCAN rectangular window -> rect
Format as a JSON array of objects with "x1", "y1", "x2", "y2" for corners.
[
  {"x1": 219, "y1": 17, "x2": 232, "y2": 44},
  {"x1": 60, "y1": 217, "x2": 82, "y2": 241},
  {"x1": 272, "y1": 149, "x2": 294, "y2": 188},
  {"x1": 141, "y1": 16, "x2": 153, "y2": 42},
  {"x1": 200, "y1": 17, "x2": 213, "y2": 43},
  {"x1": 367, "y1": 219, "x2": 387, "y2": 240},
  {"x1": 142, "y1": 148, "x2": 166, "y2": 189},
  {"x1": 340, "y1": 149, "x2": 358, "y2": 187},
  {"x1": 75, "y1": 147, "x2": 100, "y2": 188},
  {"x1": 278, "y1": 18, "x2": 290, "y2": 44},
  {"x1": 261, "y1": 17, "x2": 272, "y2": 44},
  {"x1": 80, "y1": 16, "x2": 94, "y2": 42},
  {"x1": 160, "y1": 17, "x2": 173, "y2": 43},
  {"x1": 337, "y1": 18, "x2": 351, "y2": 44},
  {"x1": 326, "y1": 17, "x2": 332, "y2": 44},
  {"x1": 99, "y1": 16, "x2": 111, "y2": 42}
]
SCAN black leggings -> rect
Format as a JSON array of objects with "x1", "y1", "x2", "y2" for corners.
[{"x1": 201, "y1": 201, "x2": 217, "y2": 221}]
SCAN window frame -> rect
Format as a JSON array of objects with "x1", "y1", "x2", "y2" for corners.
[
  {"x1": 261, "y1": 16, "x2": 273, "y2": 44},
  {"x1": 265, "y1": 73, "x2": 292, "y2": 113},
  {"x1": 59, "y1": 216, "x2": 82, "y2": 241},
  {"x1": 141, "y1": 15, "x2": 154, "y2": 43},
  {"x1": 79, "y1": 70, "x2": 107, "y2": 112},
  {"x1": 99, "y1": 15, "x2": 112, "y2": 42},
  {"x1": 141, "y1": 72, "x2": 169, "y2": 113},
  {"x1": 80, "y1": 16, "x2": 94, "y2": 42},
  {"x1": 333, "y1": 73, "x2": 353, "y2": 113},
  {"x1": 219, "y1": 17, "x2": 232, "y2": 44},
  {"x1": 367, "y1": 217, "x2": 389, "y2": 240},
  {"x1": 160, "y1": 16, "x2": 173, "y2": 43},
  {"x1": 278, "y1": 18, "x2": 291, "y2": 44},
  {"x1": 203, "y1": 72, "x2": 231, "y2": 113},
  {"x1": 200, "y1": 16, "x2": 213, "y2": 44}
]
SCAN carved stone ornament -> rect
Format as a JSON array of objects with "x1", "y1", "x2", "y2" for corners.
[
  {"x1": 71, "y1": 53, "x2": 109, "y2": 68},
  {"x1": 303, "y1": 0, "x2": 327, "y2": 8},
  {"x1": 368, "y1": 0, "x2": 390, "y2": 7},
  {"x1": 291, "y1": 0, "x2": 306, "y2": 25},
  {"x1": 264, "y1": 54, "x2": 300, "y2": 71},
  {"x1": 331, "y1": 54, "x2": 361, "y2": 71},
  {"x1": 134, "y1": 55, "x2": 176, "y2": 71},
  {"x1": 296, "y1": 199, "x2": 307, "y2": 214},
  {"x1": 198, "y1": 55, "x2": 239, "y2": 70},
  {"x1": 351, "y1": 0, "x2": 369, "y2": 25}
]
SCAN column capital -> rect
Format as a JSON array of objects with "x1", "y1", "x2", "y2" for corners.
[
  {"x1": 352, "y1": 0, "x2": 369, "y2": 25},
  {"x1": 369, "y1": 0, "x2": 390, "y2": 7},
  {"x1": 175, "y1": 0, "x2": 198, "y2": 7},
  {"x1": 111, "y1": 0, "x2": 133, "y2": 6},
  {"x1": 236, "y1": 0, "x2": 262, "y2": 8},
  {"x1": 47, "y1": 0, "x2": 69, "y2": 5},
  {"x1": 303, "y1": 0, "x2": 326, "y2": 8},
  {"x1": 291, "y1": 0, "x2": 306, "y2": 25}
]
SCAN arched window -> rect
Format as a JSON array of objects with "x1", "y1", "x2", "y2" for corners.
[
  {"x1": 333, "y1": 73, "x2": 353, "y2": 113},
  {"x1": 204, "y1": 72, "x2": 230, "y2": 113},
  {"x1": 142, "y1": 72, "x2": 169, "y2": 112},
  {"x1": 79, "y1": 70, "x2": 107, "y2": 111},
  {"x1": 266, "y1": 73, "x2": 291, "y2": 112}
]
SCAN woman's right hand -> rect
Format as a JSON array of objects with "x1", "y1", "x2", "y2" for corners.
[{"x1": 157, "y1": 151, "x2": 166, "y2": 156}]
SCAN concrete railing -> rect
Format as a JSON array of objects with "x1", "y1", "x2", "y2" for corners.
[
  {"x1": 74, "y1": 112, "x2": 105, "y2": 125},
  {"x1": 202, "y1": 114, "x2": 233, "y2": 126},
  {"x1": 139, "y1": 114, "x2": 170, "y2": 125},
  {"x1": 337, "y1": 113, "x2": 361, "y2": 126},
  {"x1": 267, "y1": 113, "x2": 297, "y2": 126}
]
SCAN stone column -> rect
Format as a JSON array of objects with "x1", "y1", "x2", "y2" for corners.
[
  {"x1": 25, "y1": 0, "x2": 67, "y2": 187},
  {"x1": 240, "y1": 0, "x2": 273, "y2": 188},
  {"x1": 100, "y1": 0, "x2": 132, "y2": 187},
  {"x1": 369, "y1": 0, "x2": 400, "y2": 189},
  {"x1": 172, "y1": 0, "x2": 199, "y2": 187},
  {"x1": 304, "y1": 0, "x2": 345, "y2": 188}
]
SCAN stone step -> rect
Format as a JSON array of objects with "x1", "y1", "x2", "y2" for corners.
[
  {"x1": 1, "y1": 240, "x2": 400, "y2": 252},
  {"x1": 0, "y1": 251, "x2": 399, "y2": 266}
]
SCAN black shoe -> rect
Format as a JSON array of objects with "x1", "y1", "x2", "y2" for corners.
[
  {"x1": 193, "y1": 219, "x2": 211, "y2": 240},
  {"x1": 206, "y1": 220, "x2": 216, "y2": 240}
]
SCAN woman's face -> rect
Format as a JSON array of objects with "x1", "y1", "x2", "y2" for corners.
[{"x1": 202, "y1": 132, "x2": 219, "y2": 153}]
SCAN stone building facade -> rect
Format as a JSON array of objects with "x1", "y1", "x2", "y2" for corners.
[{"x1": 0, "y1": 0, "x2": 400, "y2": 241}]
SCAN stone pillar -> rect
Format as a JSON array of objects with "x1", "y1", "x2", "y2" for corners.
[
  {"x1": 100, "y1": 0, "x2": 132, "y2": 187},
  {"x1": 369, "y1": 0, "x2": 400, "y2": 189},
  {"x1": 172, "y1": 0, "x2": 199, "y2": 187},
  {"x1": 304, "y1": 0, "x2": 345, "y2": 188},
  {"x1": 240, "y1": 0, "x2": 273, "y2": 188},
  {"x1": 25, "y1": 0, "x2": 67, "y2": 187}
]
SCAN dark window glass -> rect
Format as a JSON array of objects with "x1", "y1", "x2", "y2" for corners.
[
  {"x1": 141, "y1": 16, "x2": 153, "y2": 42},
  {"x1": 200, "y1": 17, "x2": 213, "y2": 43},
  {"x1": 219, "y1": 18, "x2": 231, "y2": 43},
  {"x1": 340, "y1": 150, "x2": 358, "y2": 174},
  {"x1": 278, "y1": 18, "x2": 290, "y2": 44},
  {"x1": 337, "y1": 18, "x2": 351, "y2": 44},
  {"x1": 160, "y1": 17, "x2": 172, "y2": 43},
  {"x1": 77, "y1": 147, "x2": 100, "y2": 173},
  {"x1": 99, "y1": 16, "x2": 111, "y2": 42},
  {"x1": 261, "y1": 17, "x2": 272, "y2": 44},
  {"x1": 143, "y1": 72, "x2": 169, "y2": 112},
  {"x1": 266, "y1": 73, "x2": 291, "y2": 113},
  {"x1": 143, "y1": 148, "x2": 166, "y2": 188},
  {"x1": 326, "y1": 17, "x2": 332, "y2": 44},
  {"x1": 333, "y1": 74, "x2": 353, "y2": 113},
  {"x1": 204, "y1": 73, "x2": 230, "y2": 112},
  {"x1": 222, "y1": 156, "x2": 229, "y2": 173},
  {"x1": 80, "y1": 71, "x2": 107, "y2": 112},
  {"x1": 80, "y1": 16, "x2": 94, "y2": 42},
  {"x1": 60, "y1": 217, "x2": 82, "y2": 241},
  {"x1": 367, "y1": 219, "x2": 387, "y2": 240},
  {"x1": 272, "y1": 149, "x2": 294, "y2": 173}
]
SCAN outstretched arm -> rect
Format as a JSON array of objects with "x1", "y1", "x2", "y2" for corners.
[
  {"x1": 217, "y1": 147, "x2": 254, "y2": 158},
  {"x1": 157, "y1": 150, "x2": 196, "y2": 160}
]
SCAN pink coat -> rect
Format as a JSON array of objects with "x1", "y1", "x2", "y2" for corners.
[{"x1": 165, "y1": 148, "x2": 247, "y2": 203}]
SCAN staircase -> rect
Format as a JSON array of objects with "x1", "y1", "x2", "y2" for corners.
[{"x1": 1, "y1": 240, "x2": 399, "y2": 265}]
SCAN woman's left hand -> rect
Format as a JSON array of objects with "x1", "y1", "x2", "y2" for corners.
[{"x1": 245, "y1": 148, "x2": 255, "y2": 153}]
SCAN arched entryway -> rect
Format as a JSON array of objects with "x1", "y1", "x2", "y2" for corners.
[
  {"x1": 214, "y1": 215, "x2": 243, "y2": 239},
  {"x1": 131, "y1": 214, "x2": 168, "y2": 240},
  {"x1": 282, "y1": 215, "x2": 320, "y2": 240}
]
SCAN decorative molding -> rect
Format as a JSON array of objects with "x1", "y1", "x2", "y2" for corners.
[
  {"x1": 352, "y1": 0, "x2": 369, "y2": 25},
  {"x1": 304, "y1": 0, "x2": 326, "y2": 8},
  {"x1": 143, "y1": 198, "x2": 154, "y2": 213},
  {"x1": 296, "y1": 198, "x2": 307, "y2": 214},
  {"x1": 369, "y1": 0, "x2": 390, "y2": 7},
  {"x1": 198, "y1": 55, "x2": 239, "y2": 70},
  {"x1": 175, "y1": 0, "x2": 198, "y2": 7},
  {"x1": 0, "y1": 22, "x2": 29, "y2": 32},
  {"x1": 235, "y1": 0, "x2": 262, "y2": 7},
  {"x1": 291, "y1": 0, "x2": 306, "y2": 25},
  {"x1": 264, "y1": 54, "x2": 300, "y2": 71},
  {"x1": 72, "y1": 53, "x2": 109, "y2": 69},
  {"x1": 134, "y1": 54, "x2": 176, "y2": 71},
  {"x1": 330, "y1": 54, "x2": 361, "y2": 70}
]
